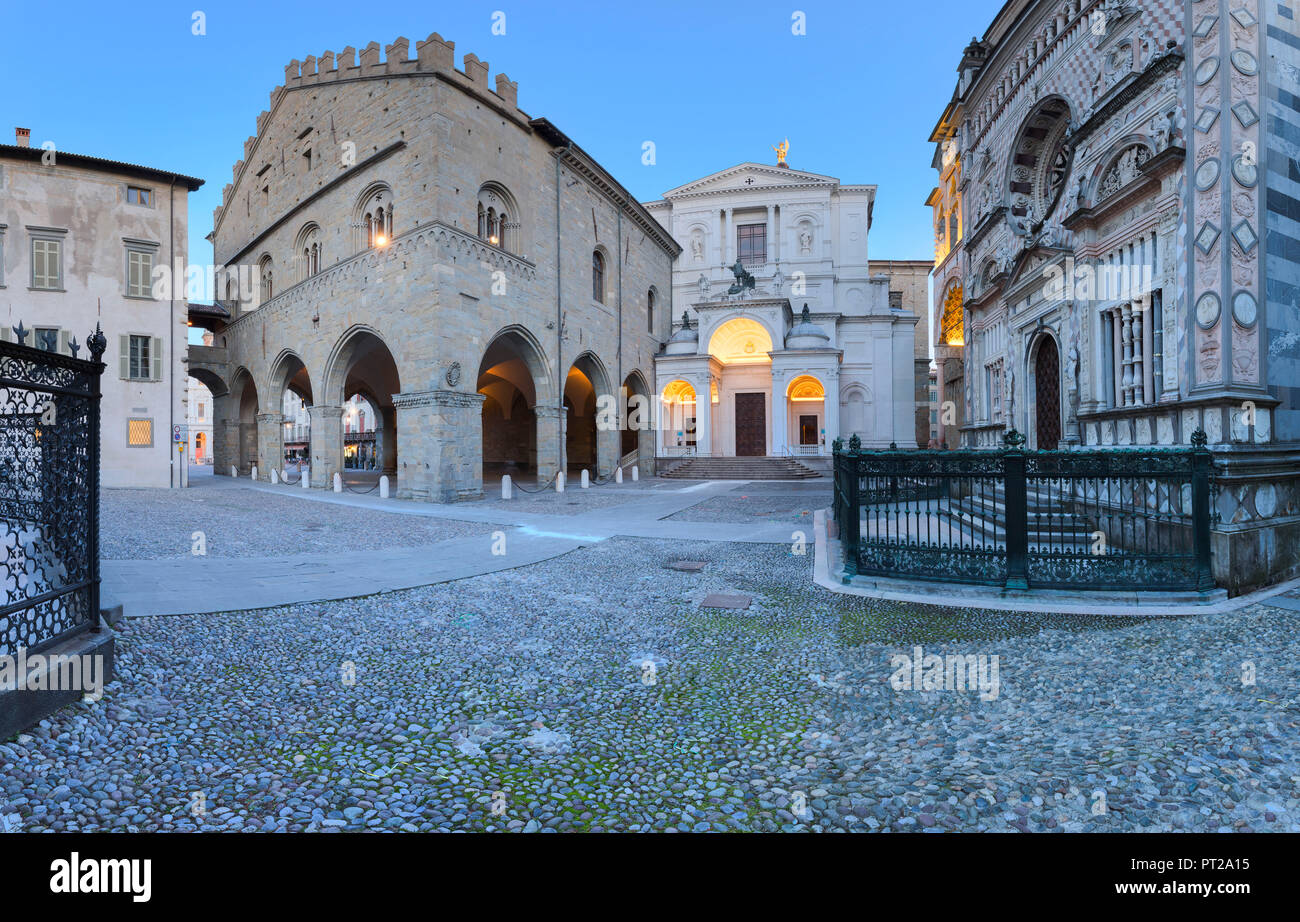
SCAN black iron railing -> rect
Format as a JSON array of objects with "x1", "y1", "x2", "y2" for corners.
[
  {"x1": 832, "y1": 430, "x2": 1216, "y2": 593},
  {"x1": 0, "y1": 325, "x2": 107, "y2": 656}
]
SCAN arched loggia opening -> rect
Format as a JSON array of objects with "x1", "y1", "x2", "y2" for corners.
[
  {"x1": 269, "y1": 351, "x2": 313, "y2": 473},
  {"x1": 621, "y1": 370, "x2": 651, "y2": 459},
  {"x1": 478, "y1": 327, "x2": 553, "y2": 484},
  {"x1": 565, "y1": 352, "x2": 612, "y2": 476},
  {"x1": 231, "y1": 368, "x2": 259, "y2": 475},
  {"x1": 322, "y1": 328, "x2": 400, "y2": 489}
]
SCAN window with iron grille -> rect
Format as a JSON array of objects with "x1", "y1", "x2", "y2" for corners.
[
  {"x1": 127, "y1": 418, "x2": 153, "y2": 447},
  {"x1": 736, "y1": 224, "x2": 766, "y2": 266}
]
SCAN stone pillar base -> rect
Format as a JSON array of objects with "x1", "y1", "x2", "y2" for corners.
[{"x1": 393, "y1": 389, "x2": 485, "y2": 502}]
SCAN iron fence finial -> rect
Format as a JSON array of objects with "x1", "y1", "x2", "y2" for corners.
[
  {"x1": 848, "y1": 434, "x2": 861, "y2": 451},
  {"x1": 1003, "y1": 428, "x2": 1026, "y2": 449},
  {"x1": 1190, "y1": 428, "x2": 1208, "y2": 449},
  {"x1": 87, "y1": 322, "x2": 107, "y2": 361},
  {"x1": 13, "y1": 321, "x2": 28, "y2": 345}
]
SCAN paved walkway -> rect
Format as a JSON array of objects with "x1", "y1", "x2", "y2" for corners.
[{"x1": 102, "y1": 476, "x2": 799, "y2": 617}]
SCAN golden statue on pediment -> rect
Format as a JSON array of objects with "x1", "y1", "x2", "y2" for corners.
[{"x1": 773, "y1": 138, "x2": 789, "y2": 166}]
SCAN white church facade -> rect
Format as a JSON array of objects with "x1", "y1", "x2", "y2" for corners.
[{"x1": 643, "y1": 160, "x2": 927, "y2": 464}]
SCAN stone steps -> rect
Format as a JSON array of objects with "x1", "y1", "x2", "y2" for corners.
[{"x1": 662, "y1": 456, "x2": 822, "y2": 480}]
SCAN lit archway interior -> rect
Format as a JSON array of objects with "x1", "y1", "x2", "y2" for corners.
[
  {"x1": 478, "y1": 331, "x2": 545, "y2": 478},
  {"x1": 786, "y1": 374, "x2": 826, "y2": 449},
  {"x1": 331, "y1": 331, "x2": 400, "y2": 479},
  {"x1": 564, "y1": 365, "x2": 597, "y2": 473},
  {"x1": 707, "y1": 317, "x2": 775, "y2": 365},
  {"x1": 661, "y1": 379, "x2": 697, "y2": 449}
]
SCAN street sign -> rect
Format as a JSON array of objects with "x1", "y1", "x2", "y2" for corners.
[{"x1": 173, "y1": 424, "x2": 188, "y2": 442}]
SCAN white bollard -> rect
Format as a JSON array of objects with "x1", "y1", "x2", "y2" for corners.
[
  {"x1": 581, "y1": 469, "x2": 590, "y2": 489},
  {"x1": 231, "y1": 465, "x2": 238, "y2": 478},
  {"x1": 302, "y1": 465, "x2": 311, "y2": 489},
  {"x1": 380, "y1": 475, "x2": 390, "y2": 499},
  {"x1": 271, "y1": 468, "x2": 279, "y2": 484},
  {"x1": 632, "y1": 465, "x2": 639, "y2": 482},
  {"x1": 251, "y1": 464, "x2": 258, "y2": 482},
  {"x1": 501, "y1": 474, "x2": 512, "y2": 500},
  {"x1": 333, "y1": 472, "x2": 342, "y2": 493},
  {"x1": 556, "y1": 471, "x2": 565, "y2": 493},
  {"x1": 615, "y1": 467, "x2": 623, "y2": 484}
]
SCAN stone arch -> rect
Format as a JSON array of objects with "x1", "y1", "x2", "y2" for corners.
[
  {"x1": 591, "y1": 245, "x2": 610, "y2": 304},
  {"x1": 785, "y1": 374, "x2": 827, "y2": 451},
  {"x1": 229, "y1": 366, "x2": 260, "y2": 475},
  {"x1": 706, "y1": 315, "x2": 777, "y2": 363},
  {"x1": 354, "y1": 181, "x2": 395, "y2": 251},
  {"x1": 1086, "y1": 136, "x2": 1155, "y2": 207},
  {"x1": 476, "y1": 181, "x2": 520, "y2": 253},
  {"x1": 938, "y1": 280, "x2": 965, "y2": 346},
  {"x1": 840, "y1": 382, "x2": 874, "y2": 445},
  {"x1": 1004, "y1": 95, "x2": 1074, "y2": 231},
  {"x1": 1027, "y1": 328, "x2": 1063, "y2": 450},
  {"x1": 188, "y1": 366, "x2": 228, "y2": 399},
  {"x1": 320, "y1": 325, "x2": 401, "y2": 486},
  {"x1": 478, "y1": 325, "x2": 556, "y2": 481},
  {"x1": 565, "y1": 351, "x2": 613, "y2": 474},
  {"x1": 621, "y1": 368, "x2": 652, "y2": 461},
  {"x1": 660, "y1": 378, "x2": 698, "y2": 451},
  {"x1": 294, "y1": 222, "x2": 323, "y2": 281},
  {"x1": 268, "y1": 349, "x2": 314, "y2": 471}
]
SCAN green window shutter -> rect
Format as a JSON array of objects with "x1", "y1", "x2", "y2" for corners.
[
  {"x1": 119, "y1": 334, "x2": 130, "y2": 379},
  {"x1": 57, "y1": 329, "x2": 69, "y2": 355},
  {"x1": 151, "y1": 336, "x2": 163, "y2": 381}
]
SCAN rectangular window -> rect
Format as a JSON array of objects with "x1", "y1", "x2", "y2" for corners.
[
  {"x1": 34, "y1": 327, "x2": 58, "y2": 352},
  {"x1": 129, "y1": 335, "x2": 151, "y2": 380},
  {"x1": 736, "y1": 223, "x2": 767, "y2": 266},
  {"x1": 127, "y1": 248, "x2": 154, "y2": 298},
  {"x1": 197, "y1": 402, "x2": 205, "y2": 420},
  {"x1": 31, "y1": 238, "x2": 62, "y2": 289},
  {"x1": 127, "y1": 418, "x2": 153, "y2": 447},
  {"x1": 126, "y1": 186, "x2": 151, "y2": 206}
]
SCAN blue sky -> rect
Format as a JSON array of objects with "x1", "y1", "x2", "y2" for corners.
[{"x1": 6, "y1": 0, "x2": 1001, "y2": 273}]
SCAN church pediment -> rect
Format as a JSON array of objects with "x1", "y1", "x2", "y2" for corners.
[{"x1": 662, "y1": 163, "x2": 840, "y2": 199}]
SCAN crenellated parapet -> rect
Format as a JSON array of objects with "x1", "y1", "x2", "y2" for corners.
[{"x1": 213, "y1": 31, "x2": 522, "y2": 227}]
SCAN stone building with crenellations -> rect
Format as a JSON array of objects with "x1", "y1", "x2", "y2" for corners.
[{"x1": 189, "y1": 32, "x2": 679, "y2": 502}]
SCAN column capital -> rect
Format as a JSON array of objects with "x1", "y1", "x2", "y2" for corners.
[
  {"x1": 392, "y1": 389, "x2": 485, "y2": 410},
  {"x1": 255, "y1": 413, "x2": 285, "y2": 424},
  {"x1": 308, "y1": 404, "x2": 345, "y2": 420},
  {"x1": 532, "y1": 403, "x2": 567, "y2": 419}
]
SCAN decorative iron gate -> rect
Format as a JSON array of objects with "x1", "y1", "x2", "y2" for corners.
[
  {"x1": 832, "y1": 430, "x2": 1216, "y2": 592},
  {"x1": 0, "y1": 325, "x2": 106, "y2": 657}
]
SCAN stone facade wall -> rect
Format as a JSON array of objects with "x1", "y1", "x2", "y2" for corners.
[
  {"x1": 0, "y1": 150, "x2": 196, "y2": 488},
  {"x1": 206, "y1": 33, "x2": 676, "y2": 501}
]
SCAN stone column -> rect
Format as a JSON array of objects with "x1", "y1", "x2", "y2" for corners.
[
  {"x1": 308, "y1": 405, "x2": 344, "y2": 488},
  {"x1": 772, "y1": 371, "x2": 788, "y2": 455},
  {"x1": 392, "y1": 389, "x2": 484, "y2": 502},
  {"x1": 255, "y1": 412, "x2": 285, "y2": 481},
  {"x1": 533, "y1": 404, "x2": 565, "y2": 483},
  {"x1": 723, "y1": 208, "x2": 733, "y2": 265},
  {"x1": 694, "y1": 377, "x2": 712, "y2": 455},
  {"x1": 596, "y1": 407, "x2": 620, "y2": 477},
  {"x1": 380, "y1": 405, "x2": 398, "y2": 477},
  {"x1": 765, "y1": 205, "x2": 775, "y2": 264},
  {"x1": 824, "y1": 370, "x2": 840, "y2": 454},
  {"x1": 212, "y1": 396, "x2": 237, "y2": 475}
]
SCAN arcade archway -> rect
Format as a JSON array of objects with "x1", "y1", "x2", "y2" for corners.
[{"x1": 478, "y1": 327, "x2": 551, "y2": 481}]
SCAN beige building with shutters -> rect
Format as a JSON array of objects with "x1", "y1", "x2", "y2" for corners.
[{"x1": 0, "y1": 130, "x2": 203, "y2": 488}]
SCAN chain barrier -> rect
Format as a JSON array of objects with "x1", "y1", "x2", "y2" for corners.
[{"x1": 510, "y1": 471, "x2": 561, "y2": 494}]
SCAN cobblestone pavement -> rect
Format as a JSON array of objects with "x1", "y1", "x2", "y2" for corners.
[
  {"x1": 665, "y1": 483, "x2": 829, "y2": 526},
  {"x1": 5, "y1": 536, "x2": 1297, "y2": 833},
  {"x1": 102, "y1": 483, "x2": 502, "y2": 559}
]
